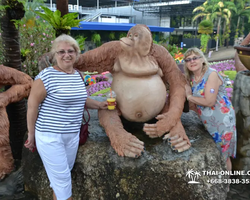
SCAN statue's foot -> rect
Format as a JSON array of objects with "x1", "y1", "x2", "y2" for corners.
[
  {"x1": 112, "y1": 131, "x2": 145, "y2": 158},
  {"x1": 163, "y1": 120, "x2": 191, "y2": 152}
]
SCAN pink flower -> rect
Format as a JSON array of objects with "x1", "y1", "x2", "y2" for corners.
[
  {"x1": 23, "y1": 24, "x2": 26, "y2": 27},
  {"x1": 43, "y1": 33, "x2": 46, "y2": 36},
  {"x1": 23, "y1": 65, "x2": 26, "y2": 68},
  {"x1": 30, "y1": 43, "x2": 35, "y2": 46},
  {"x1": 51, "y1": 41, "x2": 53, "y2": 44}
]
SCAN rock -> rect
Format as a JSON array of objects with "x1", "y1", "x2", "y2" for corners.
[
  {"x1": 22, "y1": 97, "x2": 228, "y2": 200},
  {"x1": 232, "y1": 71, "x2": 250, "y2": 177},
  {"x1": 0, "y1": 164, "x2": 23, "y2": 196}
]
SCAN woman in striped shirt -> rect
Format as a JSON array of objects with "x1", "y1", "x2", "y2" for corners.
[{"x1": 25, "y1": 34, "x2": 108, "y2": 200}]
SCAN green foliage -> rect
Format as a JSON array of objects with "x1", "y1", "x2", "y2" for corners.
[
  {"x1": 224, "y1": 70, "x2": 237, "y2": 80},
  {"x1": 10, "y1": 0, "x2": 55, "y2": 77},
  {"x1": 161, "y1": 44, "x2": 179, "y2": 58},
  {"x1": 183, "y1": 33, "x2": 193, "y2": 39},
  {"x1": 183, "y1": 33, "x2": 201, "y2": 39},
  {"x1": 200, "y1": 34, "x2": 211, "y2": 53},
  {"x1": 198, "y1": 19, "x2": 213, "y2": 34},
  {"x1": 109, "y1": 32, "x2": 115, "y2": 40},
  {"x1": 35, "y1": 6, "x2": 81, "y2": 36},
  {"x1": 75, "y1": 35, "x2": 87, "y2": 51},
  {"x1": 119, "y1": 32, "x2": 127, "y2": 39},
  {"x1": 20, "y1": 48, "x2": 31, "y2": 56},
  {"x1": 91, "y1": 33, "x2": 101, "y2": 47}
]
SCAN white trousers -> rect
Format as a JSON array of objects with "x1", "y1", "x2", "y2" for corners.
[{"x1": 35, "y1": 130, "x2": 79, "y2": 200}]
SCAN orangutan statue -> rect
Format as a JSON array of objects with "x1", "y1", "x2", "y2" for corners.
[
  {"x1": 73, "y1": 25, "x2": 191, "y2": 158},
  {"x1": 0, "y1": 65, "x2": 32, "y2": 179}
]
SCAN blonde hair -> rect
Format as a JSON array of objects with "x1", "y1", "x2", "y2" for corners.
[
  {"x1": 51, "y1": 34, "x2": 80, "y2": 65},
  {"x1": 183, "y1": 47, "x2": 210, "y2": 82}
]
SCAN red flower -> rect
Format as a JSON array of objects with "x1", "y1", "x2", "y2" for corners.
[
  {"x1": 221, "y1": 106, "x2": 230, "y2": 113},
  {"x1": 204, "y1": 120, "x2": 207, "y2": 124},
  {"x1": 219, "y1": 99, "x2": 226, "y2": 105},
  {"x1": 211, "y1": 106, "x2": 215, "y2": 110},
  {"x1": 222, "y1": 132, "x2": 233, "y2": 141},
  {"x1": 198, "y1": 109, "x2": 202, "y2": 116},
  {"x1": 221, "y1": 142, "x2": 230, "y2": 152}
]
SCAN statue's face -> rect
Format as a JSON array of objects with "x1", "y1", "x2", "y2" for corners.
[{"x1": 120, "y1": 25, "x2": 152, "y2": 56}]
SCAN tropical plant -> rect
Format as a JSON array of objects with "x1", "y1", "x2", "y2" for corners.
[
  {"x1": 109, "y1": 32, "x2": 115, "y2": 40},
  {"x1": 91, "y1": 33, "x2": 101, "y2": 47},
  {"x1": 75, "y1": 35, "x2": 87, "y2": 52},
  {"x1": 234, "y1": 0, "x2": 250, "y2": 41},
  {"x1": 198, "y1": 19, "x2": 213, "y2": 53},
  {"x1": 119, "y1": 32, "x2": 127, "y2": 39},
  {"x1": 193, "y1": 0, "x2": 235, "y2": 51},
  {"x1": 35, "y1": 6, "x2": 81, "y2": 37}
]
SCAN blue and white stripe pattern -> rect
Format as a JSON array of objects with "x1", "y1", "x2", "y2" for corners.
[{"x1": 35, "y1": 67, "x2": 87, "y2": 134}]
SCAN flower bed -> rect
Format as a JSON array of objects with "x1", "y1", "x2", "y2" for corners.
[{"x1": 210, "y1": 59, "x2": 236, "y2": 99}]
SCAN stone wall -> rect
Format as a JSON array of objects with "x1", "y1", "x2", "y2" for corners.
[{"x1": 232, "y1": 71, "x2": 250, "y2": 178}]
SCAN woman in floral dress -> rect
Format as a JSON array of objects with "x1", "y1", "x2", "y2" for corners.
[{"x1": 184, "y1": 47, "x2": 236, "y2": 171}]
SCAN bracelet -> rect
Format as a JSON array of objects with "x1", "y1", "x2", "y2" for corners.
[{"x1": 187, "y1": 95, "x2": 192, "y2": 100}]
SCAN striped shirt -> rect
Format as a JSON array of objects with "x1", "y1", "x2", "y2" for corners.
[{"x1": 35, "y1": 67, "x2": 87, "y2": 134}]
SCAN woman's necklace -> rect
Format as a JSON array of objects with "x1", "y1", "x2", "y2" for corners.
[
  {"x1": 194, "y1": 71, "x2": 203, "y2": 82},
  {"x1": 56, "y1": 65, "x2": 74, "y2": 74}
]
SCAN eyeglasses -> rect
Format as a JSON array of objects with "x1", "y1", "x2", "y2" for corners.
[
  {"x1": 56, "y1": 49, "x2": 76, "y2": 56},
  {"x1": 184, "y1": 56, "x2": 202, "y2": 63}
]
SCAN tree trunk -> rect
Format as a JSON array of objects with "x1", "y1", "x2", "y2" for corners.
[
  {"x1": 56, "y1": 0, "x2": 68, "y2": 17},
  {"x1": 216, "y1": 17, "x2": 221, "y2": 51},
  {"x1": 226, "y1": 21, "x2": 231, "y2": 48},
  {"x1": 1, "y1": 0, "x2": 26, "y2": 162}
]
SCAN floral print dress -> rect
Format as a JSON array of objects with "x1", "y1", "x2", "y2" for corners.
[{"x1": 191, "y1": 67, "x2": 237, "y2": 161}]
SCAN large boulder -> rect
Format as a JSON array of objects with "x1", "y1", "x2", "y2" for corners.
[{"x1": 22, "y1": 97, "x2": 228, "y2": 200}]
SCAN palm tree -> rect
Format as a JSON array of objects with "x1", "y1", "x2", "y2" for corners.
[
  {"x1": 186, "y1": 169, "x2": 195, "y2": 181},
  {"x1": 193, "y1": 0, "x2": 235, "y2": 51},
  {"x1": 194, "y1": 171, "x2": 201, "y2": 182},
  {"x1": 234, "y1": 0, "x2": 250, "y2": 42},
  {"x1": 193, "y1": 1, "x2": 213, "y2": 22},
  {"x1": 1, "y1": 0, "x2": 26, "y2": 162},
  {"x1": 56, "y1": 0, "x2": 68, "y2": 17}
]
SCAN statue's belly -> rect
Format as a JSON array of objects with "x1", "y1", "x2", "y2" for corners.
[{"x1": 112, "y1": 73, "x2": 167, "y2": 122}]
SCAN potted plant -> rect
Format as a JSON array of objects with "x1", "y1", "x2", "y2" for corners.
[{"x1": 234, "y1": 33, "x2": 250, "y2": 70}]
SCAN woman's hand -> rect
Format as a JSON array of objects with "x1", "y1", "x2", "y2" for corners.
[
  {"x1": 24, "y1": 132, "x2": 36, "y2": 152},
  {"x1": 98, "y1": 101, "x2": 109, "y2": 110},
  {"x1": 185, "y1": 84, "x2": 192, "y2": 98}
]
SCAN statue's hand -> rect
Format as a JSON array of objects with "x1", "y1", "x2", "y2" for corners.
[
  {"x1": 143, "y1": 113, "x2": 177, "y2": 138},
  {"x1": 163, "y1": 120, "x2": 191, "y2": 153},
  {"x1": 112, "y1": 131, "x2": 145, "y2": 158}
]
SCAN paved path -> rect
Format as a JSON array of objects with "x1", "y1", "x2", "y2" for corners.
[{"x1": 206, "y1": 46, "x2": 236, "y2": 62}]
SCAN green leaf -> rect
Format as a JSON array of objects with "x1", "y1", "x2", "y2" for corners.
[{"x1": 53, "y1": 10, "x2": 62, "y2": 26}]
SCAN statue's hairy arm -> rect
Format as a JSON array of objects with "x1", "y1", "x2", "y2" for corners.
[
  {"x1": 0, "y1": 65, "x2": 33, "y2": 107},
  {"x1": 152, "y1": 45, "x2": 186, "y2": 130},
  {"x1": 74, "y1": 41, "x2": 122, "y2": 73}
]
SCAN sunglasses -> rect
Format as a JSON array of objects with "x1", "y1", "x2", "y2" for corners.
[
  {"x1": 56, "y1": 49, "x2": 76, "y2": 56},
  {"x1": 184, "y1": 56, "x2": 202, "y2": 63}
]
